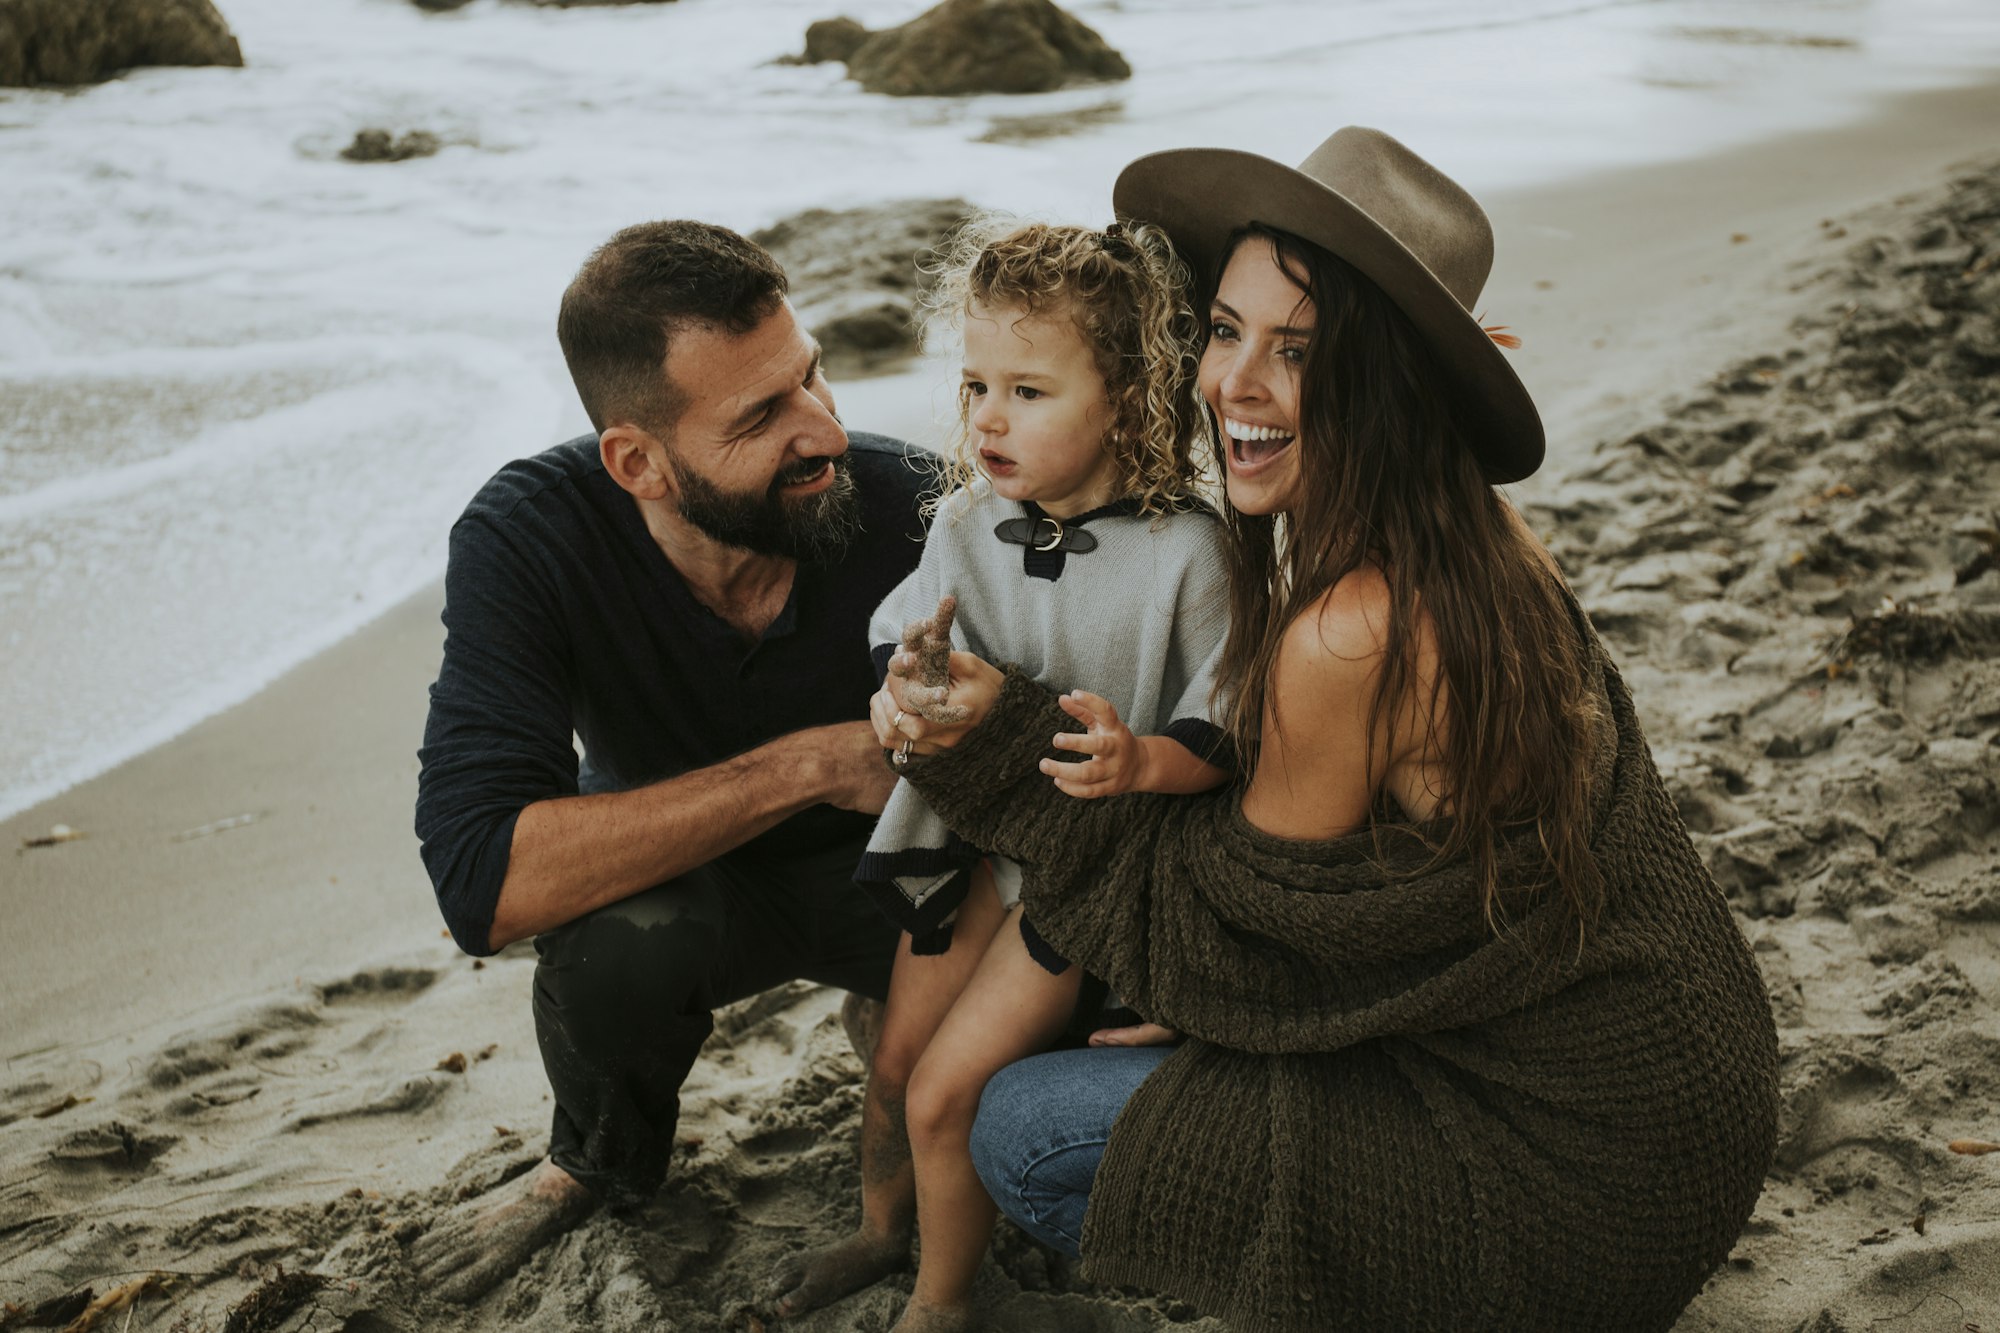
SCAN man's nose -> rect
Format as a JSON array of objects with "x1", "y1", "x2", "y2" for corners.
[{"x1": 792, "y1": 387, "x2": 848, "y2": 458}]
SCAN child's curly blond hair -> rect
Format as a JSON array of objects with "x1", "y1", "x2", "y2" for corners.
[{"x1": 921, "y1": 216, "x2": 1209, "y2": 518}]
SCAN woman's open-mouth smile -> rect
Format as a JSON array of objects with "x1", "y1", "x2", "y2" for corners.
[{"x1": 1224, "y1": 417, "x2": 1295, "y2": 476}]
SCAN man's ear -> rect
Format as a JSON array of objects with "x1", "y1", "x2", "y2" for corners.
[{"x1": 601, "y1": 423, "x2": 672, "y2": 502}]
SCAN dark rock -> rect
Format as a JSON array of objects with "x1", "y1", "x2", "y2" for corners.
[
  {"x1": 341, "y1": 129, "x2": 443, "y2": 164},
  {"x1": 412, "y1": 0, "x2": 477, "y2": 11},
  {"x1": 800, "y1": 16, "x2": 868, "y2": 63},
  {"x1": 0, "y1": 0, "x2": 244, "y2": 87},
  {"x1": 751, "y1": 197, "x2": 970, "y2": 368},
  {"x1": 830, "y1": 0, "x2": 1129, "y2": 97}
]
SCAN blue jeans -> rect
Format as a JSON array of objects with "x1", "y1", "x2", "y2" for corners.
[{"x1": 968, "y1": 1044, "x2": 1175, "y2": 1257}]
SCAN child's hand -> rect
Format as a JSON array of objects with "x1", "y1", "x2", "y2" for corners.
[
  {"x1": 894, "y1": 595, "x2": 971, "y2": 724},
  {"x1": 876, "y1": 649, "x2": 1004, "y2": 758},
  {"x1": 1042, "y1": 690, "x2": 1144, "y2": 798}
]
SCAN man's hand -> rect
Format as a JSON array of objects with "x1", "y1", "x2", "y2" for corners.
[
  {"x1": 810, "y1": 720, "x2": 897, "y2": 815},
  {"x1": 1041, "y1": 690, "x2": 1144, "y2": 798}
]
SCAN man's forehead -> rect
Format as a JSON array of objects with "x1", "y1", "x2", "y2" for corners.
[{"x1": 671, "y1": 302, "x2": 814, "y2": 424}]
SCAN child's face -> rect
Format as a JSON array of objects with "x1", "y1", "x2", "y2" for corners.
[
  {"x1": 1199, "y1": 234, "x2": 1309, "y2": 517},
  {"x1": 962, "y1": 301, "x2": 1120, "y2": 519}
]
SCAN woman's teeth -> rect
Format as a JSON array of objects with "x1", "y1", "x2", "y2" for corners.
[
  {"x1": 1226, "y1": 419, "x2": 1292, "y2": 443},
  {"x1": 1226, "y1": 419, "x2": 1294, "y2": 463}
]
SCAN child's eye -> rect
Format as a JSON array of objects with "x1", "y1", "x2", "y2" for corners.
[
  {"x1": 964, "y1": 380, "x2": 987, "y2": 397},
  {"x1": 1014, "y1": 386, "x2": 1043, "y2": 401}
]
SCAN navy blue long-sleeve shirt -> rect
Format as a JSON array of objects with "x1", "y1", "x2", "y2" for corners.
[{"x1": 415, "y1": 432, "x2": 929, "y2": 955}]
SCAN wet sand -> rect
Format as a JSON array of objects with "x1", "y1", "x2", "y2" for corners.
[{"x1": 4, "y1": 77, "x2": 1999, "y2": 1333}]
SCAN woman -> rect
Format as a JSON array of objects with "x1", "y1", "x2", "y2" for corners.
[{"x1": 873, "y1": 127, "x2": 1779, "y2": 1331}]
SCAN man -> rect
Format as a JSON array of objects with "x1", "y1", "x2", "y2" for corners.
[{"x1": 412, "y1": 221, "x2": 925, "y2": 1313}]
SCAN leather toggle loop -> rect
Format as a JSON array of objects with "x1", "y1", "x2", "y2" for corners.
[{"x1": 993, "y1": 516, "x2": 1100, "y2": 554}]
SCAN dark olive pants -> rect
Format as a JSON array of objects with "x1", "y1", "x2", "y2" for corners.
[{"x1": 531, "y1": 838, "x2": 897, "y2": 1205}]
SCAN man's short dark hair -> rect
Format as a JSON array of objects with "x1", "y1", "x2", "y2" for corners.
[{"x1": 557, "y1": 220, "x2": 789, "y2": 434}]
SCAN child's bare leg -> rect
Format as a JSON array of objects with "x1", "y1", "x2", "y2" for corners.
[
  {"x1": 893, "y1": 910, "x2": 1081, "y2": 1331},
  {"x1": 767, "y1": 869, "x2": 1007, "y2": 1319}
]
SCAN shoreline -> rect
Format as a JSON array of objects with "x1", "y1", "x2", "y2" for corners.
[
  {"x1": 8, "y1": 74, "x2": 2000, "y2": 1057},
  {"x1": 2, "y1": 72, "x2": 1998, "y2": 1333}
]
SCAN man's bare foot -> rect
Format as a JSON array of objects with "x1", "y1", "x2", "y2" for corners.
[
  {"x1": 764, "y1": 1225, "x2": 908, "y2": 1318},
  {"x1": 409, "y1": 1158, "x2": 595, "y2": 1303},
  {"x1": 889, "y1": 1295, "x2": 979, "y2": 1332}
]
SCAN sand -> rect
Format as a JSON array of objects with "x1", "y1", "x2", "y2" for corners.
[{"x1": 5, "y1": 79, "x2": 2000, "y2": 1333}]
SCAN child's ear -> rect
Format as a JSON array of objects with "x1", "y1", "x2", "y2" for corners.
[{"x1": 600, "y1": 425, "x2": 671, "y2": 501}]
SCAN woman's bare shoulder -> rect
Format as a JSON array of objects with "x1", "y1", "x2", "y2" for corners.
[
  {"x1": 1280, "y1": 568, "x2": 1393, "y2": 673},
  {"x1": 1244, "y1": 570, "x2": 1396, "y2": 839}
]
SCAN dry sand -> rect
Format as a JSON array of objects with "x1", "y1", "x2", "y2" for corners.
[{"x1": 5, "y1": 80, "x2": 2000, "y2": 1333}]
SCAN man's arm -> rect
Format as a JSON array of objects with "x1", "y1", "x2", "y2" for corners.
[
  {"x1": 486, "y1": 720, "x2": 893, "y2": 951},
  {"x1": 418, "y1": 508, "x2": 891, "y2": 957}
]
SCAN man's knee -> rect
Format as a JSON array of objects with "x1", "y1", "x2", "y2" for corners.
[{"x1": 534, "y1": 881, "x2": 727, "y2": 1036}]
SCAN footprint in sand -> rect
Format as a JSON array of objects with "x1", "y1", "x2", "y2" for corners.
[{"x1": 48, "y1": 1120, "x2": 179, "y2": 1172}]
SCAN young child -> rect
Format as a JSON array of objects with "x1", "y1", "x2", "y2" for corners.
[{"x1": 857, "y1": 219, "x2": 1234, "y2": 1333}]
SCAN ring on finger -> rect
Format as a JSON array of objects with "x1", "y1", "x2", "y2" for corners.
[
  {"x1": 893, "y1": 738, "x2": 915, "y2": 769},
  {"x1": 892, "y1": 709, "x2": 905, "y2": 731}
]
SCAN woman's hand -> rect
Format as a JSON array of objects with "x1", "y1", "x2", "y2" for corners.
[
  {"x1": 872, "y1": 649, "x2": 1004, "y2": 758},
  {"x1": 1088, "y1": 1022, "x2": 1179, "y2": 1048},
  {"x1": 1041, "y1": 690, "x2": 1142, "y2": 798}
]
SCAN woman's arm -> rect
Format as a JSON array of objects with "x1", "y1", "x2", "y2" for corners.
[
  {"x1": 885, "y1": 658, "x2": 1144, "y2": 858},
  {"x1": 888, "y1": 567, "x2": 1408, "y2": 866},
  {"x1": 897, "y1": 570, "x2": 1502, "y2": 1053}
]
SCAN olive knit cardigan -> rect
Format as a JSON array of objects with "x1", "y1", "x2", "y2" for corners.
[{"x1": 903, "y1": 609, "x2": 1779, "y2": 1332}]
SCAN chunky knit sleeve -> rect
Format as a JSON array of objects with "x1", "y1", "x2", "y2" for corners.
[
  {"x1": 902, "y1": 665, "x2": 1131, "y2": 854},
  {"x1": 906, "y1": 667, "x2": 1602, "y2": 1053}
]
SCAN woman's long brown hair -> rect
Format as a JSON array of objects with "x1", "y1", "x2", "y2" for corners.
[{"x1": 1212, "y1": 224, "x2": 1607, "y2": 929}]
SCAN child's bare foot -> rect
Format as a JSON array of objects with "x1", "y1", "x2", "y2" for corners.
[
  {"x1": 889, "y1": 1295, "x2": 979, "y2": 1332},
  {"x1": 408, "y1": 1158, "x2": 594, "y2": 1303},
  {"x1": 765, "y1": 1225, "x2": 909, "y2": 1318}
]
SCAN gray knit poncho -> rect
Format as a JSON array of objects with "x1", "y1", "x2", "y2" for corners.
[
  {"x1": 904, "y1": 601, "x2": 1779, "y2": 1331},
  {"x1": 857, "y1": 483, "x2": 1229, "y2": 949}
]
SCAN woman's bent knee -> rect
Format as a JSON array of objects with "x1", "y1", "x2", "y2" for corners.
[{"x1": 967, "y1": 1059, "x2": 1045, "y2": 1196}]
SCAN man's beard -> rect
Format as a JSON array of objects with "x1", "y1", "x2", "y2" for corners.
[{"x1": 668, "y1": 449, "x2": 861, "y2": 563}]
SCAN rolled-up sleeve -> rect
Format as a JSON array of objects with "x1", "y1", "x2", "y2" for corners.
[{"x1": 415, "y1": 515, "x2": 579, "y2": 955}]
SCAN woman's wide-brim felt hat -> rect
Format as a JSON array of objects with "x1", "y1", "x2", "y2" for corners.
[{"x1": 1113, "y1": 126, "x2": 1545, "y2": 483}]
